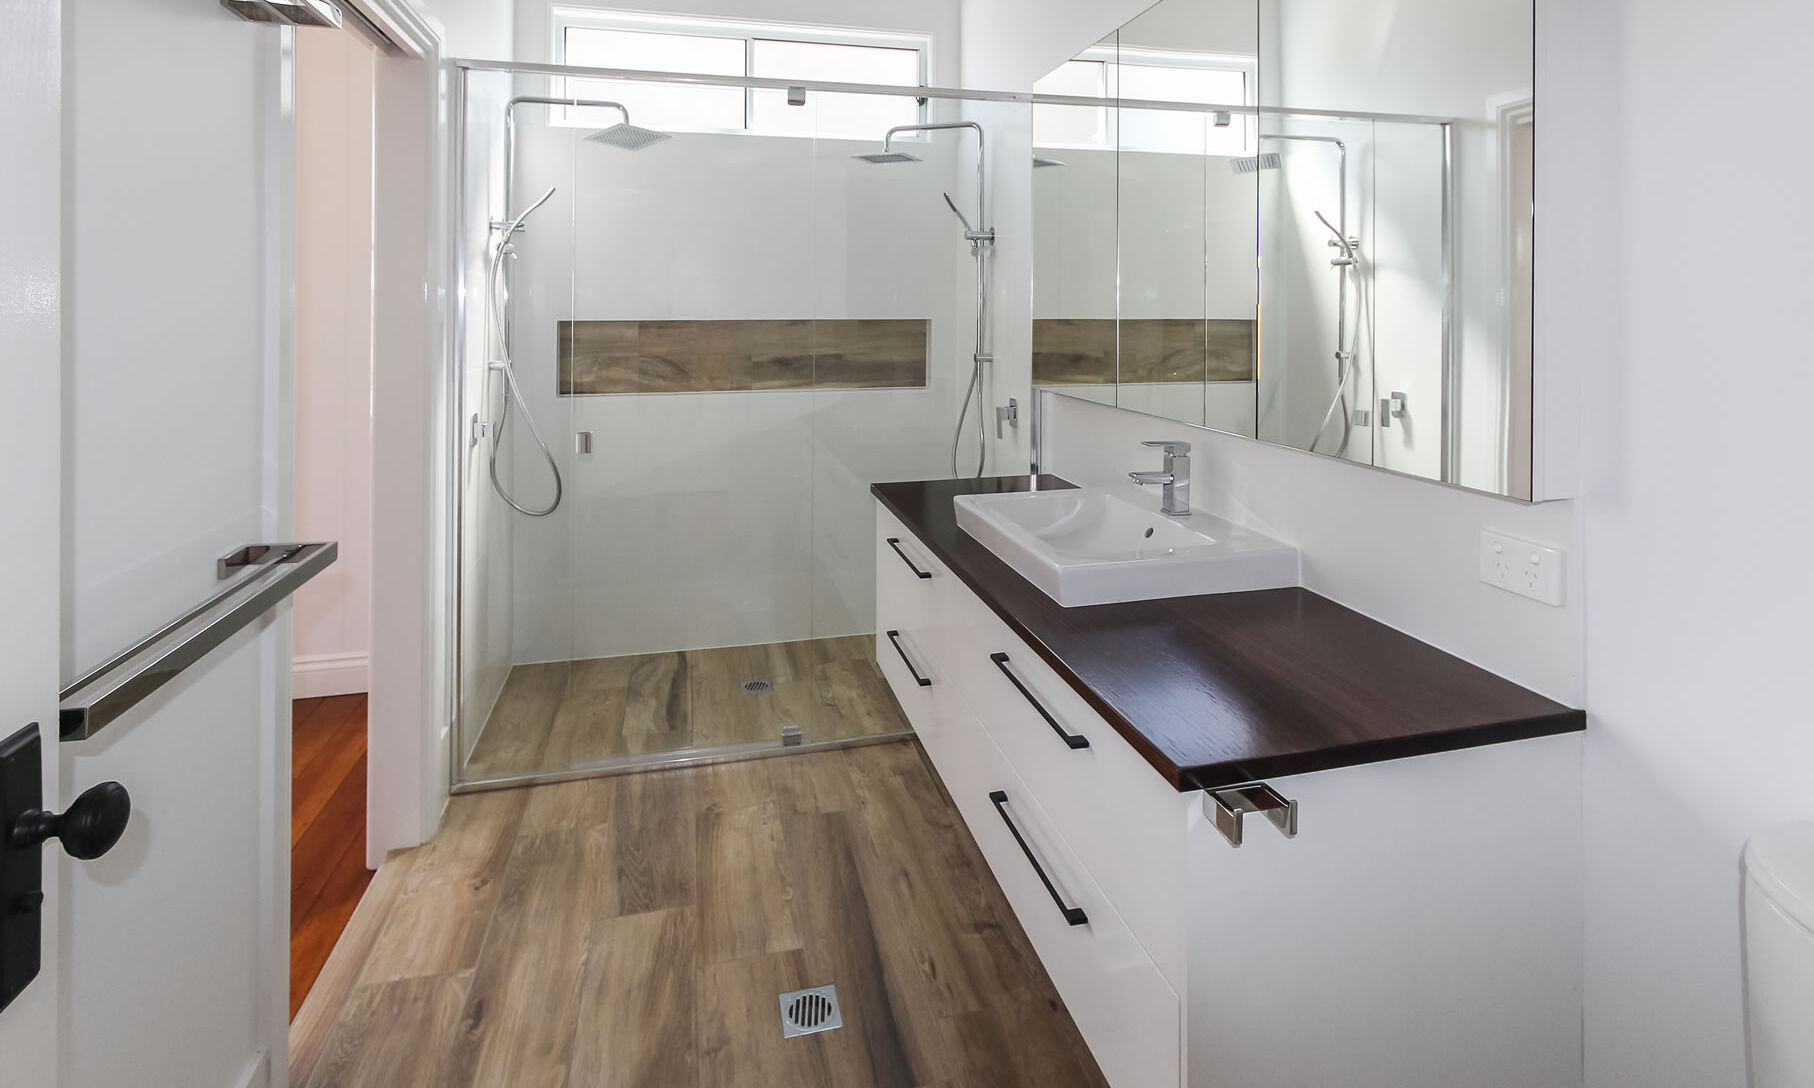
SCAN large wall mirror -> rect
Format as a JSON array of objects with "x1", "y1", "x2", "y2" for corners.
[{"x1": 1032, "y1": 0, "x2": 1536, "y2": 499}]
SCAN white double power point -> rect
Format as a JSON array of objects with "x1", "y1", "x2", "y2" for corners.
[{"x1": 1479, "y1": 530, "x2": 1565, "y2": 606}]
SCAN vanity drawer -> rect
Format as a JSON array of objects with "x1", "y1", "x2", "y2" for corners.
[
  {"x1": 875, "y1": 506, "x2": 944, "y2": 725},
  {"x1": 928, "y1": 693, "x2": 1182, "y2": 1088},
  {"x1": 940, "y1": 583, "x2": 1191, "y2": 985},
  {"x1": 876, "y1": 504, "x2": 943, "y2": 630}
]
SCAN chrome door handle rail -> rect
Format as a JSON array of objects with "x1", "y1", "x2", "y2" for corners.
[
  {"x1": 989, "y1": 652, "x2": 1088, "y2": 749},
  {"x1": 59, "y1": 542, "x2": 338, "y2": 741}
]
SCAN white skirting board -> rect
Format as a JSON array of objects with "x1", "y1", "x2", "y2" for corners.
[{"x1": 292, "y1": 652, "x2": 369, "y2": 698}]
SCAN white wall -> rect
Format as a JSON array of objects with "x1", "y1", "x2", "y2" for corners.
[
  {"x1": 415, "y1": 0, "x2": 514, "y2": 56},
  {"x1": 294, "y1": 26, "x2": 377, "y2": 698},
  {"x1": 1574, "y1": 1, "x2": 1814, "y2": 1085}
]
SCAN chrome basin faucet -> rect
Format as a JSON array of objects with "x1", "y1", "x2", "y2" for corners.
[{"x1": 1130, "y1": 440, "x2": 1192, "y2": 516}]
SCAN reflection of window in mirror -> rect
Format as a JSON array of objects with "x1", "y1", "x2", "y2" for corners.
[{"x1": 1033, "y1": 47, "x2": 1255, "y2": 156}]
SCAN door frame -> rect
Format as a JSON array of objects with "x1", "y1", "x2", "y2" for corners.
[{"x1": 353, "y1": 0, "x2": 452, "y2": 870}]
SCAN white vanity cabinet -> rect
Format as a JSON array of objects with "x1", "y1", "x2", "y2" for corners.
[{"x1": 875, "y1": 501, "x2": 1583, "y2": 1088}]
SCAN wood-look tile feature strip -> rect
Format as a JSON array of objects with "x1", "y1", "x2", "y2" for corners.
[
  {"x1": 1031, "y1": 318, "x2": 1117, "y2": 384},
  {"x1": 557, "y1": 319, "x2": 929, "y2": 394},
  {"x1": 292, "y1": 744, "x2": 1110, "y2": 1088},
  {"x1": 1031, "y1": 317, "x2": 1256, "y2": 384}
]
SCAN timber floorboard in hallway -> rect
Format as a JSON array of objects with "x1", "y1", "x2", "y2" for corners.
[
  {"x1": 291, "y1": 693, "x2": 374, "y2": 1019},
  {"x1": 290, "y1": 741, "x2": 1109, "y2": 1088},
  {"x1": 462, "y1": 635, "x2": 910, "y2": 780}
]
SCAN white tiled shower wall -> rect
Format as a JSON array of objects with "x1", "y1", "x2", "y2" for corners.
[{"x1": 494, "y1": 114, "x2": 1031, "y2": 662}]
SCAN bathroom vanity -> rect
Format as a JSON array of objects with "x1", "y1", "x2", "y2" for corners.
[{"x1": 873, "y1": 476, "x2": 1584, "y2": 1088}]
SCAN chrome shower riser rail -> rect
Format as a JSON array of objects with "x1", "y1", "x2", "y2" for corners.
[{"x1": 60, "y1": 541, "x2": 338, "y2": 741}]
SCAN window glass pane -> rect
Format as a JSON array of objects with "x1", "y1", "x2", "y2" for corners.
[
  {"x1": 1034, "y1": 60, "x2": 1108, "y2": 147},
  {"x1": 563, "y1": 27, "x2": 745, "y2": 133},
  {"x1": 749, "y1": 39, "x2": 920, "y2": 139},
  {"x1": 1117, "y1": 64, "x2": 1248, "y2": 154},
  {"x1": 1117, "y1": 63, "x2": 1244, "y2": 106},
  {"x1": 750, "y1": 39, "x2": 918, "y2": 85}
]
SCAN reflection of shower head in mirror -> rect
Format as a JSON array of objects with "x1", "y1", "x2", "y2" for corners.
[
  {"x1": 852, "y1": 149, "x2": 921, "y2": 164},
  {"x1": 1228, "y1": 152, "x2": 1281, "y2": 174},
  {"x1": 584, "y1": 122, "x2": 670, "y2": 151}
]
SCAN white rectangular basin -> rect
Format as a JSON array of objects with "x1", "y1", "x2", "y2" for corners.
[{"x1": 953, "y1": 488, "x2": 1299, "y2": 607}]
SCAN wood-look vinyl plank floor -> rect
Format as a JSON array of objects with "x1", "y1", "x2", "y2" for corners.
[
  {"x1": 292, "y1": 742, "x2": 1109, "y2": 1088},
  {"x1": 463, "y1": 635, "x2": 909, "y2": 780}
]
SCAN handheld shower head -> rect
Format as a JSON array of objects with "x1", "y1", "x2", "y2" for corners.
[{"x1": 941, "y1": 192, "x2": 975, "y2": 234}]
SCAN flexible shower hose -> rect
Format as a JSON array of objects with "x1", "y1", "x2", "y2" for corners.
[{"x1": 485, "y1": 234, "x2": 563, "y2": 517}]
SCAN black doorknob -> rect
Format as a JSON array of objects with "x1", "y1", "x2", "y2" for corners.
[{"x1": 9, "y1": 781, "x2": 131, "y2": 861}]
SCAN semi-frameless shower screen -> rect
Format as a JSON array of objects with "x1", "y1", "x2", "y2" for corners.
[{"x1": 451, "y1": 62, "x2": 1031, "y2": 787}]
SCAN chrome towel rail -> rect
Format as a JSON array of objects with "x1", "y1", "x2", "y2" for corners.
[{"x1": 59, "y1": 541, "x2": 337, "y2": 741}]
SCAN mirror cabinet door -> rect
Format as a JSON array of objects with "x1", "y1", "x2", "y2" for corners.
[{"x1": 1032, "y1": 0, "x2": 1536, "y2": 499}]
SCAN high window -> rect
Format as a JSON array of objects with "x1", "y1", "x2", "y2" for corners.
[{"x1": 553, "y1": 9, "x2": 928, "y2": 140}]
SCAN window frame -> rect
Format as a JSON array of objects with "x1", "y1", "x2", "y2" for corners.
[{"x1": 550, "y1": 6, "x2": 933, "y2": 137}]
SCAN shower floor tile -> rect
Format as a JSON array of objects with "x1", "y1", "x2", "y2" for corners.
[{"x1": 463, "y1": 635, "x2": 909, "y2": 780}]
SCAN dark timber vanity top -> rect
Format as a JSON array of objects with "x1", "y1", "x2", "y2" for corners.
[{"x1": 873, "y1": 475, "x2": 1585, "y2": 791}]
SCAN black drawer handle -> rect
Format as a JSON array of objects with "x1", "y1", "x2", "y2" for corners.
[
  {"x1": 886, "y1": 537, "x2": 933, "y2": 579},
  {"x1": 990, "y1": 790, "x2": 1087, "y2": 926},
  {"x1": 885, "y1": 630, "x2": 932, "y2": 687},
  {"x1": 991, "y1": 653, "x2": 1089, "y2": 749}
]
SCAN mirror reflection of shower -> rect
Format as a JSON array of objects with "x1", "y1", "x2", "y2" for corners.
[
  {"x1": 1240, "y1": 134, "x2": 1368, "y2": 458},
  {"x1": 484, "y1": 97, "x2": 670, "y2": 517},
  {"x1": 853, "y1": 121, "x2": 995, "y2": 479}
]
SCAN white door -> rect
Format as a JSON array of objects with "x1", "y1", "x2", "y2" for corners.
[
  {"x1": 0, "y1": 0, "x2": 68, "y2": 1082},
  {"x1": 0, "y1": 0, "x2": 297, "y2": 1085}
]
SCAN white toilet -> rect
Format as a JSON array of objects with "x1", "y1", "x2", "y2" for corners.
[{"x1": 1743, "y1": 822, "x2": 1814, "y2": 1087}]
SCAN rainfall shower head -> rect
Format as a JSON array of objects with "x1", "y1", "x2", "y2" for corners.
[
  {"x1": 852, "y1": 150, "x2": 921, "y2": 164},
  {"x1": 1229, "y1": 152, "x2": 1283, "y2": 174},
  {"x1": 1033, "y1": 156, "x2": 1067, "y2": 168},
  {"x1": 585, "y1": 122, "x2": 670, "y2": 151}
]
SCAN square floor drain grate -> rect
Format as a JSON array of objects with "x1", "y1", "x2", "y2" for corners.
[{"x1": 779, "y1": 984, "x2": 842, "y2": 1038}]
